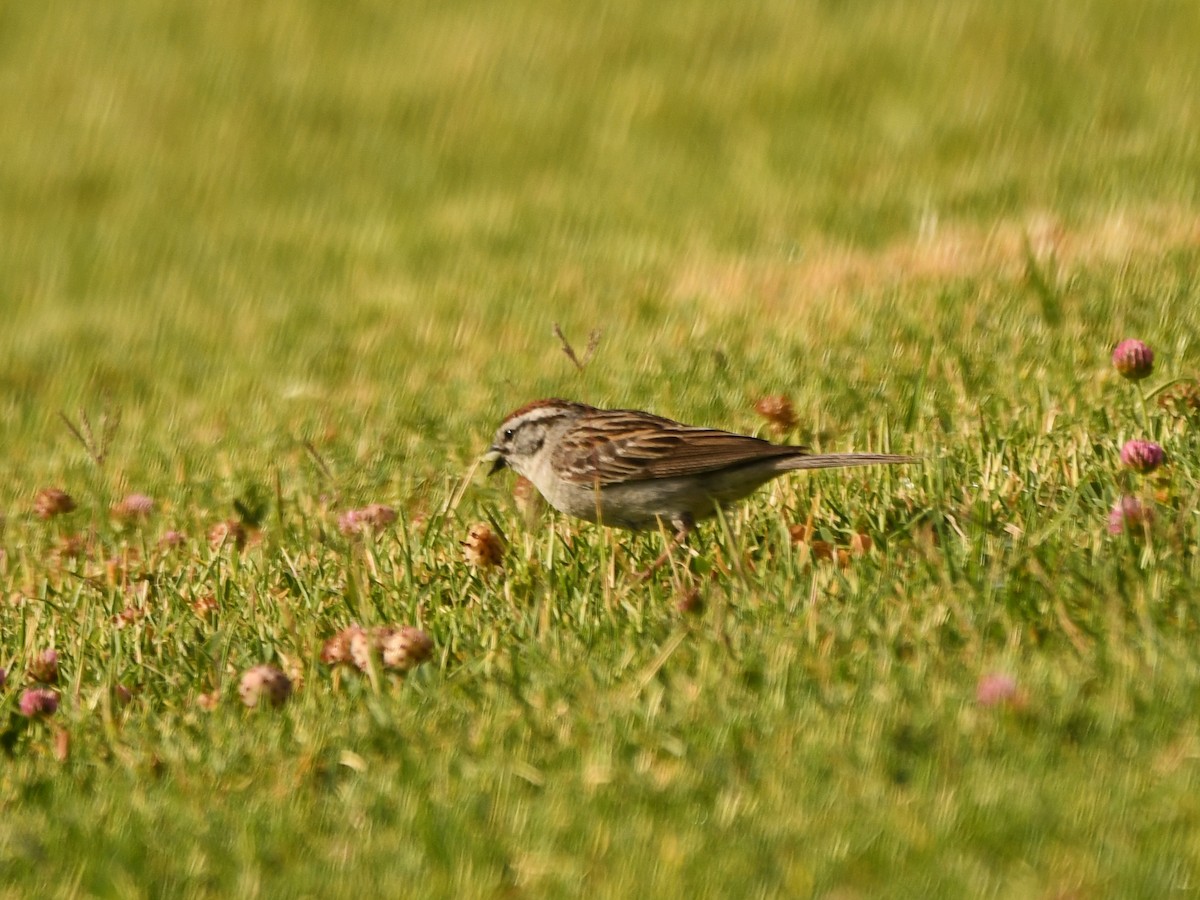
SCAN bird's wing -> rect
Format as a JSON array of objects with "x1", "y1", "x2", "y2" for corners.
[{"x1": 552, "y1": 408, "x2": 804, "y2": 486}]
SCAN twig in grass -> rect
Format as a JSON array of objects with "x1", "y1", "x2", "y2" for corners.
[
  {"x1": 1026, "y1": 557, "x2": 1093, "y2": 656},
  {"x1": 626, "y1": 630, "x2": 688, "y2": 700},
  {"x1": 447, "y1": 454, "x2": 483, "y2": 515},
  {"x1": 302, "y1": 439, "x2": 341, "y2": 504},
  {"x1": 301, "y1": 440, "x2": 335, "y2": 483},
  {"x1": 553, "y1": 323, "x2": 602, "y2": 371},
  {"x1": 60, "y1": 406, "x2": 120, "y2": 468},
  {"x1": 1021, "y1": 232, "x2": 1062, "y2": 327},
  {"x1": 584, "y1": 328, "x2": 601, "y2": 364},
  {"x1": 274, "y1": 467, "x2": 285, "y2": 529},
  {"x1": 713, "y1": 504, "x2": 750, "y2": 585}
]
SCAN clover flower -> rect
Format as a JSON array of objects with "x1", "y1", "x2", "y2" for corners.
[
  {"x1": 19, "y1": 687, "x2": 60, "y2": 717},
  {"x1": 34, "y1": 488, "x2": 76, "y2": 519},
  {"x1": 976, "y1": 673, "x2": 1019, "y2": 707},
  {"x1": 754, "y1": 395, "x2": 798, "y2": 433},
  {"x1": 462, "y1": 523, "x2": 503, "y2": 568},
  {"x1": 238, "y1": 665, "x2": 292, "y2": 708},
  {"x1": 29, "y1": 650, "x2": 59, "y2": 684},
  {"x1": 1112, "y1": 339, "x2": 1154, "y2": 380},
  {"x1": 1108, "y1": 495, "x2": 1153, "y2": 536},
  {"x1": 112, "y1": 493, "x2": 155, "y2": 522},
  {"x1": 1120, "y1": 440, "x2": 1165, "y2": 474}
]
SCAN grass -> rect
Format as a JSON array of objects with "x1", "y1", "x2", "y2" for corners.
[{"x1": 3, "y1": 0, "x2": 1200, "y2": 896}]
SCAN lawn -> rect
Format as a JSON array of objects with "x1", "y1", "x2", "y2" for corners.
[{"x1": 2, "y1": 1, "x2": 1200, "y2": 896}]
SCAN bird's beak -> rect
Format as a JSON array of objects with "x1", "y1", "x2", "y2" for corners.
[{"x1": 482, "y1": 447, "x2": 506, "y2": 476}]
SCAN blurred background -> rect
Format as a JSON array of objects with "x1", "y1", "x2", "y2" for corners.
[{"x1": 2, "y1": 0, "x2": 1197, "y2": 503}]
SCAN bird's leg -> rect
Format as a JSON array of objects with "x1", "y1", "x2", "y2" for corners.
[{"x1": 636, "y1": 514, "x2": 694, "y2": 581}]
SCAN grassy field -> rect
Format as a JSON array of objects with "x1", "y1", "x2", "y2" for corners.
[{"x1": 3, "y1": 0, "x2": 1200, "y2": 896}]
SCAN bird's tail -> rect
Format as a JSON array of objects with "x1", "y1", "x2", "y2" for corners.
[{"x1": 780, "y1": 452, "x2": 915, "y2": 471}]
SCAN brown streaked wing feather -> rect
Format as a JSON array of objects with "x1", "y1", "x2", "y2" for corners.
[{"x1": 552, "y1": 408, "x2": 806, "y2": 485}]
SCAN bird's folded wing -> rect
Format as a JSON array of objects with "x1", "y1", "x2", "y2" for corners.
[{"x1": 554, "y1": 414, "x2": 804, "y2": 485}]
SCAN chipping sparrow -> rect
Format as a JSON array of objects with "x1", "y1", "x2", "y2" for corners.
[{"x1": 484, "y1": 399, "x2": 912, "y2": 569}]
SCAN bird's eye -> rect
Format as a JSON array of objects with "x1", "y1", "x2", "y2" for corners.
[{"x1": 503, "y1": 429, "x2": 514, "y2": 441}]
